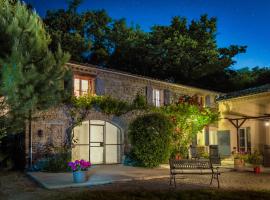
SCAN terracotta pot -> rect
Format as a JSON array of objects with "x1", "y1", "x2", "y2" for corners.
[
  {"x1": 254, "y1": 166, "x2": 261, "y2": 174},
  {"x1": 234, "y1": 158, "x2": 245, "y2": 170},
  {"x1": 175, "y1": 155, "x2": 182, "y2": 160}
]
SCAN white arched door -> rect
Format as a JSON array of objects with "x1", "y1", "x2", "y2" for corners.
[{"x1": 72, "y1": 120, "x2": 122, "y2": 164}]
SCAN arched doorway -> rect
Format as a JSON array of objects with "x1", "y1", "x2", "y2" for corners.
[{"x1": 72, "y1": 120, "x2": 123, "y2": 164}]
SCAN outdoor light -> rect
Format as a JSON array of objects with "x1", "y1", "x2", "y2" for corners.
[
  {"x1": 265, "y1": 121, "x2": 270, "y2": 127},
  {"x1": 37, "y1": 129, "x2": 44, "y2": 137}
]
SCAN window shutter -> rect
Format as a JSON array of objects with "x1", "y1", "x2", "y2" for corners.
[
  {"x1": 164, "y1": 89, "x2": 171, "y2": 105},
  {"x1": 146, "y1": 86, "x2": 153, "y2": 105},
  {"x1": 160, "y1": 90, "x2": 164, "y2": 106},
  {"x1": 95, "y1": 77, "x2": 105, "y2": 95}
]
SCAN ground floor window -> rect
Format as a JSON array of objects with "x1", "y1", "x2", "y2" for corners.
[
  {"x1": 238, "y1": 127, "x2": 251, "y2": 153},
  {"x1": 72, "y1": 120, "x2": 122, "y2": 164}
]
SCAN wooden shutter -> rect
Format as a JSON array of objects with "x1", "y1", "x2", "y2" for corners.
[
  {"x1": 160, "y1": 90, "x2": 164, "y2": 106},
  {"x1": 95, "y1": 77, "x2": 105, "y2": 95},
  {"x1": 146, "y1": 86, "x2": 153, "y2": 105},
  {"x1": 164, "y1": 89, "x2": 171, "y2": 105}
]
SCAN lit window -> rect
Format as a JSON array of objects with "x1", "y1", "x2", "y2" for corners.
[
  {"x1": 73, "y1": 75, "x2": 94, "y2": 97},
  {"x1": 152, "y1": 89, "x2": 161, "y2": 107}
]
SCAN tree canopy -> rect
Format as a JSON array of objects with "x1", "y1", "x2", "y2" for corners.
[{"x1": 41, "y1": 0, "x2": 270, "y2": 92}]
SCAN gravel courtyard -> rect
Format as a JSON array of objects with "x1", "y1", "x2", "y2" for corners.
[{"x1": 1, "y1": 170, "x2": 270, "y2": 200}]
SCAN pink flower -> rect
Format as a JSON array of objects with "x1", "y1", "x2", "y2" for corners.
[{"x1": 68, "y1": 159, "x2": 91, "y2": 171}]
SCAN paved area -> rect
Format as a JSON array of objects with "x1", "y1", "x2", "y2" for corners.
[
  {"x1": 1, "y1": 169, "x2": 270, "y2": 200},
  {"x1": 28, "y1": 164, "x2": 270, "y2": 189},
  {"x1": 28, "y1": 165, "x2": 171, "y2": 189}
]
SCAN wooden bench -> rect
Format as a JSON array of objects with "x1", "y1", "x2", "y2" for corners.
[{"x1": 169, "y1": 159, "x2": 221, "y2": 188}]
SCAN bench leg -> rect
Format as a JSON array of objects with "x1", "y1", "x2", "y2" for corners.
[
  {"x1": 174, "y1": 175, "x2": 176, "y2": 188},
  {"x1": 217, "y1": 174, "x2": 220, "y2": 188},
  {"x1": 210, "y1": 173, "x2": 220, "y2": 188},
  {"x1": 210, "y1": 173, "x2": 213, "y2": 185},
  {"x1": 170, "y1": 174, "x2": 172, "y2": 185}
]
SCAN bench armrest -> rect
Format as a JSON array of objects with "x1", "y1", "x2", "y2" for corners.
[{"x1": 211, "y1": 166, "x2": 220, "y2": 174}]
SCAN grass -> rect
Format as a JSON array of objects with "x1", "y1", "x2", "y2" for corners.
[{"x1": 54, "y1": 190, "x2": 270, "y2": 200}]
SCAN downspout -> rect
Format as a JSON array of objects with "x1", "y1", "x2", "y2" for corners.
[{"x1": 28, "y1": 110, "x2": 32, "y2": 170}]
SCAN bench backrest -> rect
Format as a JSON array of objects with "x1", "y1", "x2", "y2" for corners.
[{"x1": 169, "y1": 159, "x2": 212, "y2": 170}]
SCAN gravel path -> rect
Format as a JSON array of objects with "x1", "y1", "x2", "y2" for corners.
[{"x1": 0, "y1": 171, "x2": 270, "y2": 200}]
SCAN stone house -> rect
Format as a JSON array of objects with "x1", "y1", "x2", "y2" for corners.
[{"x1": 26, "y1": 62, "x2": 219, "y2": 166}]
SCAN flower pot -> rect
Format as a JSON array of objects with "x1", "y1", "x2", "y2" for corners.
[
  {"x1": 175, "y1": 155, "x2": 182, "y2": 160},
  {"x1": 73, "y1": 170, "x2": 86, "y2": 183},
  {"x1": 254, "y1": 166, "x2": 261, "y2": 174},
  {"x1": 234, "y1": 158, "x2": 245, "y2": 171}
]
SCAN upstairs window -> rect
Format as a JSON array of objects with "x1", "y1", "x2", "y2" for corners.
[
  {"x1": 205, "y1": 95, "x2": 211, "y2": 107},
  {"x1": 152, "y1": 89, "x2": 163, "y2": 107},
  {"x1": 74, "y1": 75, "x2": 95, "y2": 97}
]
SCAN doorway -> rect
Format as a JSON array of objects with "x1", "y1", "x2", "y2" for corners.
[
  {"x1": 217, "y1": 130, "x2": 231, "y2": 156},
  {"x1": 72, "y1": 120, "x2": 122, "y2": 164},
  {"x1": 238, "y1": 127, "x2": 251, "y2": 153}
]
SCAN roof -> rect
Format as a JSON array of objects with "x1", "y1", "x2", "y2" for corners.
[
  {"x1": 217, "y1": 84, "x2": 270, "y2": 101},
  {"x1": 68, "y1": 61, "x2": 221, "y2": 95}
]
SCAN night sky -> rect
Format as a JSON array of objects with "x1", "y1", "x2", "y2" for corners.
[{"x1": 24, "y1": 0, "x2": 270, "y2": 69}]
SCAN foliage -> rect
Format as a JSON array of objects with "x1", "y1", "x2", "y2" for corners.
[
  {"x1": 44, "y1": 1, "x2": 248, "y2": 92},
  {"x1": 129, "y1": 113, "x2": 174, "y2": 168},
  {"x1": 0, "y1": 0, "x2": 70, "y2": 132},
  {"x1": 232, "y1": 152, "x2": 249, "y2": 162},
  {"x1": 42, "y1": 147, "x2": 71, "y2": 172},
  {"x1": 196, "y1": 146, "x2": 209, "y2": 159},
  {"x1": 156, "y1": 95, "x2": 219, "y2": 157},
  {"x1": 228, "y1": 67, "x2": 270, "y2": 91},
  {"x1": 247, "y1": 150, "x2": 263, "y2": 166},
  {"x1": 68, "y1": 159, "x2": 91, "y2": 171}
]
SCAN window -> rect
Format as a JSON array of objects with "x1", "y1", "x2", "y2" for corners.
[
  {"x1": 238, "y1": 127, "x2": 251, "y2": 153},
  {"x1": 205, "y1": 95, "x2": 211, "y2": 107},
  {"x1": 152, "y1": 89, "x2": 162, "y2": 107},
  {"x1": 74, "y1": 75, "x2": 95, "y2": 97}
]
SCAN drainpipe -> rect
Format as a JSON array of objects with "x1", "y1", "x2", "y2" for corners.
[{"x1": 28, "y1": 110, "x2": 32, "y2": 170}]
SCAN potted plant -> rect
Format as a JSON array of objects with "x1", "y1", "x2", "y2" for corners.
[
  {"x1": 68, "y1": 159, "x2": 91, "y2": 183},
  {"x1": 233, "y1": 152, "x2": 248, "y2": 171},
  {"x1": 248, "y1": 150, "x2": 263, "y2": 174}
]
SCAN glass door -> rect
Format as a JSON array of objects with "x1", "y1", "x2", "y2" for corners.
[
  {"x1": 90, "y1": 124, "x2": 104, "y2": 164},
  {"x1": 105, "y1": 122, "x2": 121, "y2": 164}
]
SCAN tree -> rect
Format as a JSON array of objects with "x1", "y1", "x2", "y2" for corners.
[
  {"x1": 44, "y1": 0, "x2": 90, "y2": 61},
  {"x1": 144, "y1": 16, "x2": 246, "y2": 85},
  {"x1": 0, "y1": 0, "x2": 70, "y2": 166}
]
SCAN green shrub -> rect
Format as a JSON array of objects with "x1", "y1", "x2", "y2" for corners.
[
  {"x1": 42, "y1": 147, "x2": 71, "y2": 172},
  {"x1": 129, "y1": 113, "x2": 174, "y2": 168}
]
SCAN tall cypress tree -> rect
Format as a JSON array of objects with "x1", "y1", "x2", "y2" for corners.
[{"x1": 0, "y1": 0, "x2": 70, "y2": 167}]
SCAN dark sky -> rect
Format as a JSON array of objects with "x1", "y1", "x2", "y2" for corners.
[{"x1": 24, "y1": 0, "x2": 270, "y2": 69}]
